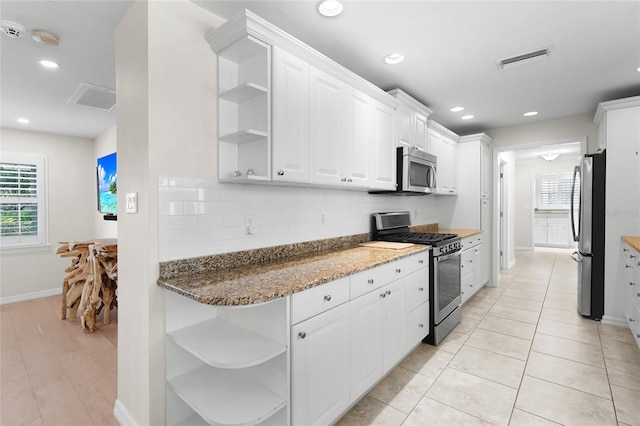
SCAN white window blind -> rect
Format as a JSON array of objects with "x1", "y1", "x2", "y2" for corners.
[
  {"x1": 0, "y1": 153, "x2": 48, "y2": 249},
  {"x1": 536, "y1": 171, "x2": 577, "y2": 210}
]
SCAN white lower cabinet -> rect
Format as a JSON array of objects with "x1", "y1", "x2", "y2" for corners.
[
  {"x1": 623, "y1": 242, "x2": 640, "y2": 348},
  {"x1": 460, "y1": 235, "x2": 485, "y2": 304},
  {"x1": 166, "y1": 251, "x2": 430, "y2": 426},
  {"x1": 291, "y1": 302, "x2": 351, "y2": 426}
]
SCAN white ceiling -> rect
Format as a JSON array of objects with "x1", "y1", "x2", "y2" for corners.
[{"x1": 1, "y1": 1, "x2": 639, "y2": 139}]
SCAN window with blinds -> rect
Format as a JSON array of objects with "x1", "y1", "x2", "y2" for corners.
[
  {"x1": 536, "y1": 171, "x2": 578, "y2": 210},
  {"x1": 0, "y1": 153, "x2": 48, "y2": 249}
]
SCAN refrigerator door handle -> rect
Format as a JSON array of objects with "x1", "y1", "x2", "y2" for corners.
[
  {"x1": 570, "y1": 164, "x2": 581, "y2": 242},
  {"x1": 571, "y1": 251, "x2": 582, "y2": 263}
]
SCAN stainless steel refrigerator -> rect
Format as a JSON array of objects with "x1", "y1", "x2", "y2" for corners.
[{"x1": 571, "y1": 150, "x2": 606, "y2": 320}]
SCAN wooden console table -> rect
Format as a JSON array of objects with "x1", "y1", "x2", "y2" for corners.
[{"x1": 57, "y1": 239, "x2": 117, "y2": 333}]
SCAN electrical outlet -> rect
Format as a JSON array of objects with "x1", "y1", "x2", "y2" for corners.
[{"x1": 244, "y1": 214, "x2": 257, "y2": 235}]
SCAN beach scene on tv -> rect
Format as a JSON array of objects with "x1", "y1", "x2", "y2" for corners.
[{"x1": 97, "y1": 153, "x2": 117, "y2": 215}]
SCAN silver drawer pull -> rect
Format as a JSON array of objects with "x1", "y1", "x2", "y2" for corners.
[
  {"x1": 368, "y1": 279, "x2": 374, "y2": 285},
  {"x1": 396, "y1": 268, "x2": 402, "y2": 273},
  {"x1": 623, "y1": 248, "x2": 630, "y2": 252},
  {"x1": 380, "y1": 293, "x2": 386, "y2": 298},
  {"x1": 324, "y1": 295, "x2": 332, "y2": 302},
  {"x1": 298, "y1": 332, "x2": 306, "y2": 339},
  {"x1": 418, "y1": 323, "x2": 424, "y2": 328},
  {"x1": 277, "y1": 170, "x2": 285, "y2": 176},
  {"x1": 418, "y1": 259, "x2": 424, "y2": 264},
  {"x1": 626, "y1": 265, "x2": 632, "y2": 269},
  {"x1": 631, "y1": 255, "x2": 637, "y2": 259},
  {"x1": 386, "y1": 290, "x2": 391, "y2": 295},
  {"x1": 631, "y1": 282, "x2": 636, "y2": 286},
  {"x1": 630, "y1": 318, "x2": 636, "y2": 322},
  {"x1": 418, "y1": 287, "x2": 424, "y2": 291},
  {"x1": 341, "y1": 177, "x2": 347, "y2": 182}
]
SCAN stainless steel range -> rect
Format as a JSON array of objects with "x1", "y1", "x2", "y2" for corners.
[{"x1": 372, "y1": 211, "x2": 461, "y2": 345}]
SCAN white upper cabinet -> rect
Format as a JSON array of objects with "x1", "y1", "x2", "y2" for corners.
[
  {"x1": 371, "y1": 100, "x2": 397, "y2": 190},
  {"x1": 207, "y1": 10, "x2": 400, "y2": 192},
  {"x1": 387, "y1": 89, "x2": 433, "y2": 152},
  {"x1": 272, "y1": 47, "x2": 310, "y2": 183},
  {"x1": 309, "y1": 67, "x2": 346, "y2": 185},
  {"x1": 428, "y1": 121, "x2": 460, "y2": 195}
]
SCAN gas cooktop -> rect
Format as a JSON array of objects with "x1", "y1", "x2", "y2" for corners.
[{"x1": 380, "y1": 232, "x2": 458, "y2": 245}]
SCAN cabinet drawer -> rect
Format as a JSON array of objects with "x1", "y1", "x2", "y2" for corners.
[
  {"x1": 460, "y1": 250, "x2": 475, "y2": 275},
  {"x1": 406, "y1": 302, "x2": 429, "y2": 348},
  {"x1": 460, "y1": 236, "x2": 480, "y2": 251},
  {"x1": 623, "y1": 245, "x2": 640, "y2": 267},
  {"x1": 406, "y1": 269, "x2": 429, "y2": 313},
  {"x1": 351, "y1": 261, "x2": 399, "y2": 299},
  {"x1": 626, "y1": 298, "x2": 640, "y2": 349},
  {"x1": 403, "y1": 251, "x2": 429, "y2": 275},
  {"x1": 292, "y1": 277, "x2": 350, "y2": 324},
  {"x1": 461, "y1": 273, "x2": 475, "y2": 304}
]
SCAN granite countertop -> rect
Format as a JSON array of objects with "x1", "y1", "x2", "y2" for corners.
[
  {"x1": 158, "y1": 239, "x2": 429, "y2": 306},
  {"x1": 436, "y1": 228, "x2": 483, "y2": 239},
  {"x1": 623, "y1": 236, "x2": 640, "y2": 252}
]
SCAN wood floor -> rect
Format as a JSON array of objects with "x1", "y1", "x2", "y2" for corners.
[{"x1": 1, "y1": 295, "x2": 118, "y2": 425}]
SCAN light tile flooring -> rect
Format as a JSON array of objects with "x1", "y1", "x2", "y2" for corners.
[
  {"x1": 2, "y1": 249, "x2": 639, "y2": 425},
  {"x1": 338, "y1": 249, "x2": 640, "y2": 426}
]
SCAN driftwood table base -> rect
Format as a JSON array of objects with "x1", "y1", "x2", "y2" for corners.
[{"x1": 57, "y1": 239, "x2": 117, "y2": 333}]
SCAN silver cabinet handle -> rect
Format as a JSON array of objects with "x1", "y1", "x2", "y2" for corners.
[
  {"x1": 631, "y1": 255, "x2": 637, "y2": 259},
  {"x1": 277, "y1": 170, "x2": 285, "y2": 176},
  {"x1": 341, "y1": 178, "x2": 347, "y2": 182},
  {"x1": 298, "y1": 332, "x2": 306, "y2": 339},
  {"x1": 368, "y1": 279, "x2": 374, "y2": 285},
  {"x1": 347, "y1": 179, "x2": 352, "y2": 183},
  {"x1": 630, "y1": 317, "x2": 636, "y2": 322},
  {"x1": 626, "y1": 265, "x2": 632, "y2": 269},
  {"x1": 386, "y1": 290, "x2": 391, "y2": 295},
  {"x1": 623, "y1": 248, "x2": 630, "y2": 252},
  {"x1": 418, "y1": 287, "x2": 424, "y2": 291},
  {"x1": 631, "y1": 282, "x2": 636, "y2": 286},
  {"x1": 418, "y1": 323, "x2": 424, "y2": 328},
  {"x1": 396, "y1": 268, "x2": 402, "y2": 273},
  {"x1": 324, "y1": 295, "x2": 332, "y2": 302},
  {"x1": 380, "y1": 293, "x2": 386, "y2": 298},
  {"x1": 418, "y1": 259, "x2": 424, "y2": 264}
]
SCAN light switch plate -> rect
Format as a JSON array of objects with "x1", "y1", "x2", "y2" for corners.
[{"x1": 126, "y1": 192, "x2": 138, "y2": 214}]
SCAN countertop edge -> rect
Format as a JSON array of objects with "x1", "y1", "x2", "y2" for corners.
[{"x1": 157, "y1": 245, "x2": 430, "y2": 306}]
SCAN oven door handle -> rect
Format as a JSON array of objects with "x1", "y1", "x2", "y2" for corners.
[{"x1": 436, "y1": 250, "x2": 460, "y2": 262}]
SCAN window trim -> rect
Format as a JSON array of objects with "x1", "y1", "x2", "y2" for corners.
[{"x1": 0, "y1": 152, "x2": 49, "y2": 251}]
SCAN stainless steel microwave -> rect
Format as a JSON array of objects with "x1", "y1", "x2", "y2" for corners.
[{"x1": 396, "y1": 146, "x2": 437, "y2": 194}]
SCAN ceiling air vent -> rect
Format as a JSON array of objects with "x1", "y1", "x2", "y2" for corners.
[
  {"x1": 68, "y1": 83, "x2": 116, "y2": 111},
  {"x1": 1, "y1": 20, "x2": 27, "y2": 38},
  {"x1": 498, "y1": 47, "x2": 552, "y2": 69}
]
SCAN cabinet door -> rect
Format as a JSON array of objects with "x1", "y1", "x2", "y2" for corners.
[
  {"x1": 309, "y1": 67, "x2": 345, "y2": 185},
  {"x1": 350, "y1": 290, "x2": 383, "y2": 401},
  {"x1": 272, "y1": 47, "x2": 310, "y2": 183},
  {"x1": 414, "y1": 112, "x2": 429, "y2": 152},
  {"x1": 480, "y1": 142, "x2": 491, "y2": 199},
  {"x1": 395, "y1": 103, "x2": 413, "y2": 147},
  {"x1": 534, "y1": 217, "x2": 548, "y2": 245},
  {"x1": 345, "y1": 88, "x2": 372, "y2": 187},
  {"x1": 547, "y1": 218, "x2": 569, "y2": 247},
  {"x1": 292, "y1": 302, "x2": 350, "y2": 426},
  {"x1": 371, "y1": 100, "x2": 397, "y2": 190},
  {"x1": 382, "y1": 279, "x2": 406, "y2": 371}
]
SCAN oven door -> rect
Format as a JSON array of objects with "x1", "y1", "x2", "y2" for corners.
[
  {"x1": 402, "y1": 154, "x2": 436, "y2": 193},
  {"x1": 433, "y1": 251, "x2": 461, "y2": 324}
]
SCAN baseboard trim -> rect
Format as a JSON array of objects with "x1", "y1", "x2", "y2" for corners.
[
  {"x1": 0, "y1": 288, "x2": 61, "y2": 305},
  {"x1": 601, "y1": 315, "x2": 629, "y2": 328},
  {"x1": 515, "y1": 246, "x2": 533, "y2": 251},
  {"x1": 114, "y1": 399, "x2": 137, "y2": 426}
]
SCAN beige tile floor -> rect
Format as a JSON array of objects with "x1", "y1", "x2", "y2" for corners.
[{"x1": 337, "y1": 249, "x2": 640, "y2": 426}]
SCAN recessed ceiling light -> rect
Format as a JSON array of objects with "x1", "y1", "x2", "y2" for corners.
[
  {"x1": 17, "y1": 117, "x2": 29, "y2": 124},
  {"x1": 450, "y1": 106, "x2": 464, "y2": 112},
  {"x1": 461, "y1": 114, "x2": 474, "y2": 120},
  {"x1": 38, "y1": 59, "x2": 59, "y2": 69},
  {"x1": 524, "y1": 111, "x2": 538, "y2": 117},
  {"x1": 317, "y1": 0, "x2": 343, "y2": 17},
  {"x1": 384, "y1": 53, "x2": 404, "y2": 65},
  {"x1": 637, "y1": 66, "x2": 640, "y2": 72}
]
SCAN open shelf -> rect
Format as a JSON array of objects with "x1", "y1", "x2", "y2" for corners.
[
  {"x1": 220, "y1": 83, "x2": 267, "y2": 103},
  {"x1": 220, "y1": 129, "x2": 268, "y2": 144},
  {"x1": 170, "y1": 412, "x2": 210, "y2": 426},
  {"x1": 167, "y1": 318, "x2": 285, "y2": 369},
  {"x1": 168, "y1": 365, "x2": 286, "y2": 426}
]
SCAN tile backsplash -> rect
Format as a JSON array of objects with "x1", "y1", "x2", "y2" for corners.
[{"x1": 158, "y1": 176, "x2": 439, "y2": 261}]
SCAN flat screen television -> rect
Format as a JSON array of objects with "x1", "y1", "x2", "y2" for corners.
[{"x1": 97, "y1": 152, "x2": 117, "y2": 219}]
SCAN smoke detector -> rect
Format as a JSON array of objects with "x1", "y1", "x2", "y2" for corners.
[{"x1": 1, "y1": 20, "x2": 27, "y2": 38}]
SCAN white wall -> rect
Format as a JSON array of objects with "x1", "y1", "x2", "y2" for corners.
[
  {"x1": 513, "y1": 155, "x2": 578, "y2": 249},
  {"x1": 94, "y1": 125, "x2": 118, "y2": 238},
  {"x1": 0, "y1": 128, "x2": 95, "y2": 301}
]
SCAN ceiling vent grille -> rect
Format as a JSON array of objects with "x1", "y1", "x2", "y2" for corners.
[
  {"x1": 498, "y1": 47, "x2": 552, "y2": 69},
  {"x1": 68, "y1": 83, "x2": 116, "y2": 111}
]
